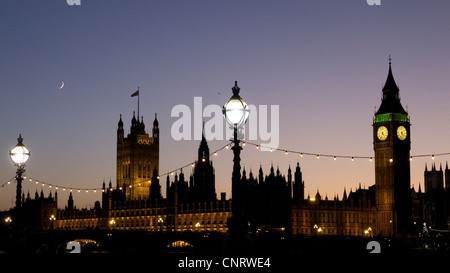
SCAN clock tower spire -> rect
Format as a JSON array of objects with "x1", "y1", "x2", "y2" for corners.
[{"x1": 373, "y1": 58, "x2": 411, "y2": 237}]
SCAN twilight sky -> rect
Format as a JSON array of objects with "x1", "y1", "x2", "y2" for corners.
[{"x1": 1, "y1": 0, "x2": 450, "y2": 210}]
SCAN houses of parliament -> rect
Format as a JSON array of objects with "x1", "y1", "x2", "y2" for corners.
[{"x1": 7, "y1": 62, "x2": 450, "y2": 237}]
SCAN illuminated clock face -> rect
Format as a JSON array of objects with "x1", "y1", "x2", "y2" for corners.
[
  {"x1": 377, "y1": 126, "x2": 388, "y2": 141},
  {"x1": 397, "y1": 126, "x2": 407, "y2": 140}
]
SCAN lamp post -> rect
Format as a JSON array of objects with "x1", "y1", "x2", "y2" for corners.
[
  {"x1": 223, "y1": 81, "x2": 250, "y2": 240},
  {"x1": 9, "y1": 134, "x2": 30, "y2": 227},
  {"x1": 49, "y1": 215, "x2": 56, "y2": 230}
]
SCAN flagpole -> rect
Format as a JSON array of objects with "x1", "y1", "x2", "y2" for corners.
[
  {"x1": 137, "y1": 86, "x2": 140, "y2": 121},
  {"x1": 131, "y1": 87, "x2": 140, "y2": 120}
]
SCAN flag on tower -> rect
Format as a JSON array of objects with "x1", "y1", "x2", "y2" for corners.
[
  {"x1": 131, "y1": 90, "x2": 139, "y2": 97},
  {"x1": 131, "y1": 87, "x2": 140, "y2": 119}
]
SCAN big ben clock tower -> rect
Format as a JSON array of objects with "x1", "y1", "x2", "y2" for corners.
[{"x1": 373, "y1": 59, "x2": 411, "y2": 237}]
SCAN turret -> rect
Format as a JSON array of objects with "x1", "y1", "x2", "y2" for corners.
[
  {"x1": 68, "y1": 192, "x2": 74, "y2": 210},
  {"x1": 293, "y1": 162, "x2": 304, "y2": 204},
  {"x1": 150, "y1": 166, "x2": 161, "y2": 199},
  {"x1": 130, "y1": 111, "x2": 146, "y2": 135},
  {"x1": 166, "y1": 175, "x2": 170, "y2": 200},
  {"x1": 131, "y1": 111, "x2": 137, "y2": 134},
  {"x1": 179, "y1": 168, "x2": 185, "y2": 182},
  {"x1": 117, "y1": 114, "x2": 124, "y2": 142},
  {"x1": 26, "y1": 191, "x2": 31, "y2": 203},
  {"x1": 139, "y1": 116, "x2": 146, "y2": 133},
  {"x1": 198, "y1": 126, "x2": 210, "y2": 163},
  {"x1": 258, "y1": 165, "x2": 264, "y2": 185},
  {"x1": 315, "y1": 190, "x2": 321, "y2": 202},
  {"x1": 287, "y1": 165, "x2": 292, "y2": 199},
  {"x1": 153, "y1": 113, "x2": 159, "y2": 139}
]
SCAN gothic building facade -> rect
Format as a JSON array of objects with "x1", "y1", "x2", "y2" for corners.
[
  {"x1": 55, "y1": 114, "x2": 231, "y2": 232},
  {"x1": 116, "y1": 112, "x2": 159, "y2": 200},
  {"x1": 37, "y1": 62, "x2": 449, "y2": 237},
  {"x1": 411, "y1": 163, "x2": 450, "y2": 231},
  {"x1": 1, "y1": 190, "x2": 59, "y2": 230},
  {"x1": 241, "y1": 163, "x2": 377, "y2": 236},
  {"x1": 166, "y1": 132, "x2": 216, "y2": 204}
]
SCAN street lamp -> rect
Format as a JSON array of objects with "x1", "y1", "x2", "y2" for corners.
[
  {"x1": 10, "y1": 135, "x2": 30, "y2": 167},
  {"x1": 223, "y1": 81, "x2": 250, "y2": 240},
  {"x1": 10, "y1": 134, "x2": 30, "y2": 227},
  {"x1": 158, "y1": 216, "x2": 164, "y2": 232},
  {"x1": 223, "y1": 81, "x2": 249, "y2": 129},
  {"x1": 49, "y1": 215, "x2": 56, "y2": 230},
  {"x1": 364, "y1": 227, "x2": 373, "y2": 238}
]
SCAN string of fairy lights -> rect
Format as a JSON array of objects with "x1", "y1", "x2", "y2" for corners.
[
  {"x1": 1, "y1": 139, "x2": 450, "y2": 195},
  {"x1": 0, "y1": 142, "x2": 233, "y2": 193},
  {"x1": 242, "y1": 141, "x2": 450, "y2": 162}
]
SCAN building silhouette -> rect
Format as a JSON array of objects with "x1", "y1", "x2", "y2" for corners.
[
  {"x1": 0, "y1": 190, "x2": 59, "y2": 231},
  {"x1": 116, "y1": 112, "x2": 159, "y2": 200},
  {"x1": 51, "y1": 108, "x2": 380, "y2": 235},
  {"x1": 168, "y1": 131, "x2": 216, "y2": 203},
  {"x1": 3, "y1": 62, "x2": 450, "y2": 237},
  {"x1": 97, "y1": 112, "x2": 163, "y2": 218},
  {"x1": 55, "y1": 115, "x2": 231, "y2": 232},
  {"x1": 411, "y1": 163, "x2": 450, "y2": 231},
  {"x1": 372, "y1": 59, "x2": 412, "y2": 237},
  {"x1": 22, "y1": 190, "x2": 58, "y2": 230}
]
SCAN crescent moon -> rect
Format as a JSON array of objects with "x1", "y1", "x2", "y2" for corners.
[{"x1": 58, "y1": 81, "x2": 65, "y2": 90}]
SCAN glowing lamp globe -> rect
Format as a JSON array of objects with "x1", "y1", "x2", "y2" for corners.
[
  {"x1": 10, "y1": 134, "x2": 30, "y2": 166},
  {"x1": 223, "y1": 81, "x2": 249, "y2": 128}
]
